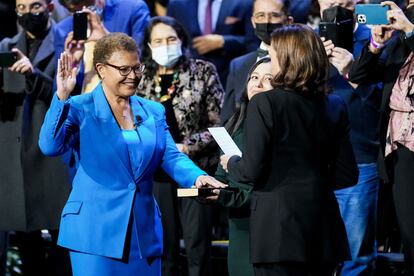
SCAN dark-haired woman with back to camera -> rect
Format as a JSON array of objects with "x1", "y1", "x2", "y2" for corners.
[
  {"x1": 212, "y1": 57, "x2": 273, "y2": 276},
  {"x1": 220, "y1": 24, "x2": 359, "y2": 276}
]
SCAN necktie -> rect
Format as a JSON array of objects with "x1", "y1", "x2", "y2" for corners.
[
  {"x1": 204, "y1": 0, "x2": 213, "y2": 34},
  {"x1": 257, "y1": 48, "x2": 269, "y2": 58}
]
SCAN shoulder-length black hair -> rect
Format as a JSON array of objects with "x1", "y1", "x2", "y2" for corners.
[
  {"x1": 225, "y1": 57, "x2": 272, "y2": 136},
  {"x1": 140, "y1": 16, "x2": 191, "y2": 78}
]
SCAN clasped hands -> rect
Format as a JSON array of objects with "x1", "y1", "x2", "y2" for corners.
[{"x1": 64, "y1": 7, "x2": 109, "y2": 68}]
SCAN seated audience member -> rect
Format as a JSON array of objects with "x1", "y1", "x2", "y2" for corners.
[
  {"x1": 137, "y1": 16, "x2": 224, "y2": 276},
  {"x1": 220, "y1": 24, "x2": 359, "y2": 276},
  {"x1": 221, "y1": 0, "x2": 292, "y2": 124},
  {"x1": 213, "y1": 57, "x2": 273, "y2": 276},
  {"x1": 38, "y1": 32, "x2": 224, "y2": 276},
  {"x1": 318, "y1": 0, "x2": 383, "y2": 274},
  {"x1": 0, "y1": 0, "x2": 71, "y2": 275},
  {"x1": 167, "y1": 0, "x2": 260, "y2": 86},
  {"x1": 348, "y1": 1, "x2": 414, "y2": 274}
]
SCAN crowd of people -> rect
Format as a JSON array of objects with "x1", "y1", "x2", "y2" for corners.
[{"x1": 1, "y1": 0, "x2": 414, "y2": 276}]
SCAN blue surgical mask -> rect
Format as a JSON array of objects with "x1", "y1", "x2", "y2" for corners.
[{"x1": 150, "y1": 44, "x2": 182, "y2": 68}]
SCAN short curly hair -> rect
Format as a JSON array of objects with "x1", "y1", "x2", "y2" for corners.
[{"x1": 93, "y1": 33, "x2": 138, "y2": 67}]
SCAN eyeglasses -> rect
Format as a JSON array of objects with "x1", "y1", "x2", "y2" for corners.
[
  {"x1": 15, "y1": 2, "x2": 45, "y2": 16},
  {"x1": 253, "y1": 12, "x2": 285, "y2": 23},
  {"x1": 104, "y1": 63, "x2": 145, "y2": 76}
]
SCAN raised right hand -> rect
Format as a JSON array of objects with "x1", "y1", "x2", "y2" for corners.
[{"x1": 56, "y1": 52, "x2": 78, "y2": 100}]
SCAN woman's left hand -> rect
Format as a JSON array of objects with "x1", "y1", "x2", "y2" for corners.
[
  {"x1": 195, "y1": 175, "x2": 227, "y2": 189},
  {"x1": 220, "y1": 154, "x2": 231, "y2": 172}
]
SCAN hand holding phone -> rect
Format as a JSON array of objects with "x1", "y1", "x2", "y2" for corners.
[
  {"x1": 0, "y1": 51, "x2": 18, "y2": 67},
  {"x1": 64, "y1": 31, "x2": 85, "y2": 67},
  {"x1": 381, "y1": 1, "x2": 414, "y2": 33}
]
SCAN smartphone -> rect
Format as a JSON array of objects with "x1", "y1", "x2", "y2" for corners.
[
  {"x1": 0, "y1": 51, "x2": 18, "y2": 67},
  {"x1": 355, "y1": 4, "x2": 389, "y2": 25},
  {"x1": 73, "y1": 12, "x2": 88, "y2": 40},
  {"x1": 319, "y1": 20, "x2": 353, "y2": 53}
]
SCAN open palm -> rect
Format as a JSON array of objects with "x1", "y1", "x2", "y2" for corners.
[{"x1": 56, "y1": 52, "x2": 78, "y2": 100}]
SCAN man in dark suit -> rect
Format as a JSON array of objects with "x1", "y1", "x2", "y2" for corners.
[
  {"x1": 167, "y1": 0, "x2": 259, "y2": 86},
  {"x1": 0, "y1": 0, "x2": 71, "y2": 275},
  {"x1": 220, "y1": 0, "x2": 292, "y2": 124}
]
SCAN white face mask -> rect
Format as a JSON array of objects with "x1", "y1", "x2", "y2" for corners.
[{"x1": 150, "y1": 44, "x2": 182, "y2": 68}]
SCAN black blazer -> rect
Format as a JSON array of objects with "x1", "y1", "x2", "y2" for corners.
[
  {"x1": 348, "y1": 34, "x2": 414, "y2": 182},
  {"x1": 227, "y1": 89, "x2": 358, "y2": 263}
]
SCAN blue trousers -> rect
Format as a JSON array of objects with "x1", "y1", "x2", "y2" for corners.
[{"x1": 335, "y1": 163, "x2": 379, "y2": 276}]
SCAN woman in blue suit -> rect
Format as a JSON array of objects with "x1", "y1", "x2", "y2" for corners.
[{"x1": 38, "y1": 33, "x2": 223, "y2": 275}]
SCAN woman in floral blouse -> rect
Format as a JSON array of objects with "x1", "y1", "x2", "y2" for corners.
[{"x1": 137, "y1": 16, "x2": 224, "y2": 276}]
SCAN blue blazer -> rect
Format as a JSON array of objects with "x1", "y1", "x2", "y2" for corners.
[
  {"x1": 53, "y1": 0, "x2": 150, "y2": 94},
  {"x1": 39, "y1": 83, "x2": 205, "y2": 259}
]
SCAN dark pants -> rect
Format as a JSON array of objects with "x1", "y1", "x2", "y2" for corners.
[
  {"x1": 15, "y1": 230, "x2": 71, "y2": 276},
  {"x1": 0, "y1": 232, "x2": 7, "y2": 276},
  {"x1": 153, "y1": 179, "x2": 213, "y2": 276},
  {"x1": 254, "y1": 262, "x2": 336, "y2": 276},
  {"x1": 391, "y1": 146, "x2": 414, "y2": 276}
]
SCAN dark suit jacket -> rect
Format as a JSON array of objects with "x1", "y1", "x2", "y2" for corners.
[
  {"x1": 220, "y1": 51, "x2": 257, "y2": 124},
  {"x1": 348, "y1": 33, "x2": 414, "y2": 182},
  {"x1": 228, "y1": 90, "x2": 358, "y2": 263},
  {"x1": 167, "y1": 0, "x2": 259, "y2": 86},
  {"x1": 0, "y1": 26, "x2": 71, "y2": 231}
]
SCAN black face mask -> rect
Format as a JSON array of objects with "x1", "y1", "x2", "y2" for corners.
[
  {"x1": 322, "y1": 5, "x2": 354, "y2": 23},
  {"x1": 254, "y1": 23, "x2": 283, "y2": 45},
  {"x1": 405, "y1": 5, "x2": 414, "y2": 23},
  {"x1": 18, "y1": 11, "x2": 49, "y2": 38}
]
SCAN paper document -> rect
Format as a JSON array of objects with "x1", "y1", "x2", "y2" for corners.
[{"x1": 208, "y1": 127, "x2": 242, "y2": 156}]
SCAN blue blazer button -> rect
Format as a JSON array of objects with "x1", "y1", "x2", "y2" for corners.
[{"x1": 128, "y1": 183, "x2": 136, "y2": 190}]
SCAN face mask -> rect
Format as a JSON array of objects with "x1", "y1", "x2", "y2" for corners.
[
  {"x1": 322, "y1": 5, "x2": 354, "y2": 23},
  {"x1": 18, "y1": 11, "x2": 49, "y2": 37},
  {"x1": 254, "y1": 23, "x2": 283, "y2": 45},
  {"x1": 405, "y1": 5, "x2": 414, "y2": 23},
  {"x1": 150, "y1": 44, "x2": 182, "y2": 68}
]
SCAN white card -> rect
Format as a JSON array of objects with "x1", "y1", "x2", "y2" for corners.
[{"x1": 208, "y1": 127, "x2": 242, "y2": 157}]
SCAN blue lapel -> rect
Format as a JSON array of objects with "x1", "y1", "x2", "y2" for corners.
[
  {"x1": 91, "y1": 84, "x2": 158, "y2": 183},
  {"x1": 92, "y1": 83, "x2": 134, "y2": 180},
  {"x1": 215, "y1": 0, "x2": 230, "y2": 33},
  {"x1": 190, "y1": 0, "x2": 202, "y2": 36},
  {"x1": 130, "y1": 96, "x2": 157, "y2": 182}
]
